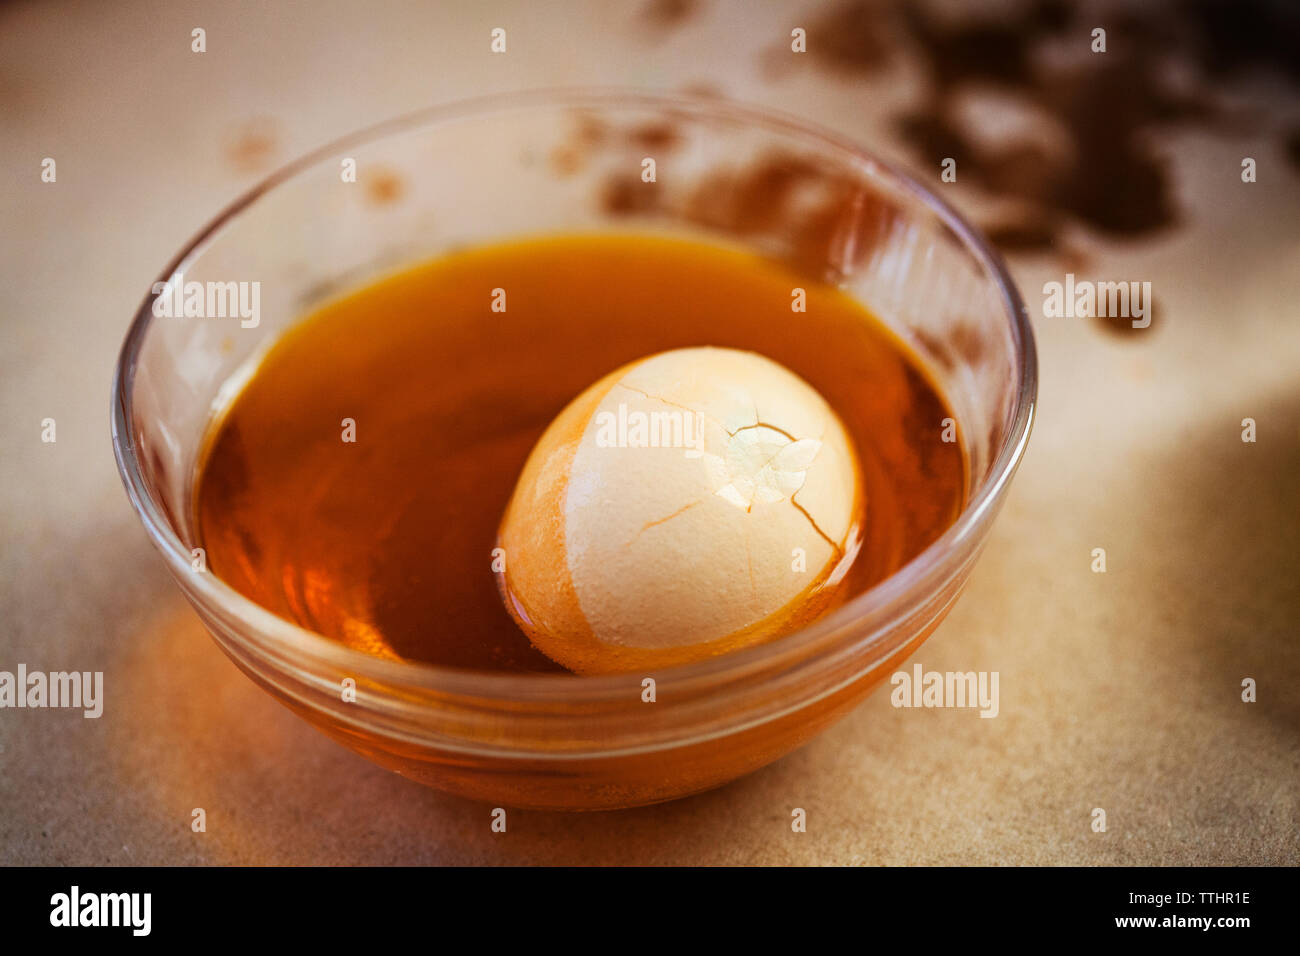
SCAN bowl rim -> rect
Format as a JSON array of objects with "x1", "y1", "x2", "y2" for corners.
[{"x1": 110, "y1": 86, "x2": 1037, "y2": 707}]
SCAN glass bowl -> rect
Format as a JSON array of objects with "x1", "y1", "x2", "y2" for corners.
[{"x1": 111, "y1": 89, "x2": 1036, "y2": 810}]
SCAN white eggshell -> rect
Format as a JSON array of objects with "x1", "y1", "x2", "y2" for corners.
[{"x1": 498, "y1": 347, "x2": 862, "y2": 673}]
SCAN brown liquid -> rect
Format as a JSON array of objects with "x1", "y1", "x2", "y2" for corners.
[{"x1": 194, "y1": 234, "x2": 965, "y2": 673}]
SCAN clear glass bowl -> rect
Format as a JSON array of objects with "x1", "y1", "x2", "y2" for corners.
[{"x1": 111, "y1": 89, "x2": 1035, "y2": 810}]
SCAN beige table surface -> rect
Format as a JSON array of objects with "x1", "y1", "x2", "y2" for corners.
[{"x1": 2, "y1": 0, "x2": 1297, "y2": 865}]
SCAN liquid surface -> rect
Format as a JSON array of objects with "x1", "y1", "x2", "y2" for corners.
[{"x1": 195, "y1": 234, "x2": 966, "y2": 673}]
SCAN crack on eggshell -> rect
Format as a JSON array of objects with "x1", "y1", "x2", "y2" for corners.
[
  {"x1": 789, "y1": 491, "x2": 845, "y2": 558},
  {"x1": 612, "y1": 382, "x2": 730, "y2": 433},
  {"x1": 731, "y1": 420, "x2": 797, "y2": 443},
  {"x1": 615, "y1": 381, "x2": 831, "y2": 449},
  {"x1": 626, "y1": 498, "x2": 704, "y2": 546},
  {"x1": 713, "y1": 420, "x2": 848, "y2": 559},
  {"x1": 737, "y1": 427, "x2": 795, "y2": 512},
  {"x1": 712, "y1": 425, "x2": 823, "y2": 512},
  {"x1": 600, "y1": 355, "x2": 852, "y2": 598},
  {"x1": 786, "y1": 418, "x2": 844, "y2": 554}
]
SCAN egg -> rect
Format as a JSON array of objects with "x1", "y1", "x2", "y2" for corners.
[{"x1": 497, "y1": 346, "x2": 863, "y2": 674}]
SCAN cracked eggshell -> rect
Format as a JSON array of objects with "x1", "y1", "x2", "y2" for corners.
[{"x1": 497, "y1": 347, "x2": 863, "y2": 675}]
